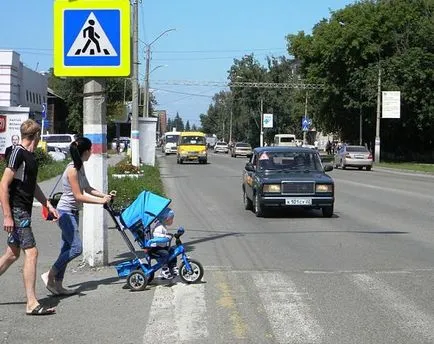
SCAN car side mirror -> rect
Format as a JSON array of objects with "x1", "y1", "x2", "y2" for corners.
[
  {"x1": 245, "y1": 162, "x2": 255, "y2": 172},
  {"x1": 324, "y1": 164, "x2": 333, "y2": 172}
]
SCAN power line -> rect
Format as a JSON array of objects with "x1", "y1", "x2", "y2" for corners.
[
  {"x1": 152, "y1": 88, "x2": 214, "y2": 98},
  {"x1": 152, "y1": 80, "x2": 325, "y2": 89}
]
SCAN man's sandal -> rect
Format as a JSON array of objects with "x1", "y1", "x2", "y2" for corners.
[{"x1": 26, "y1": 304, "x2": 56, "y2": 316}]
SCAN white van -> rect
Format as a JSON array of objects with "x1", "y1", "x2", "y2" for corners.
[
  {"x1": 274, "y1": 134, "x2": 297, "y2": 147},
  {"x1": 41, "y1": 134, "x2": 78, "y2": 153}
]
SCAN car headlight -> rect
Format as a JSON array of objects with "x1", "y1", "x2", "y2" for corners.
[
  {"x1": 316, "y1": 184, "x2": 333, "y2": 192},
  {"x1": 263, "y1": 184, "x2": 281, "y2": 193}
]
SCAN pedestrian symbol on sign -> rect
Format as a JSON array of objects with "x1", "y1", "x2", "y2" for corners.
[{"x1": 67, "y1": 12, "x2": 117, "y2": 57}]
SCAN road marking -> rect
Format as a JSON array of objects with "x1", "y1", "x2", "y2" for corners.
[
  {"x1": 215, "y1": 271, "x2": 248, "y2": 338},
  {"x1": 338, "y1": 179, "x2": 434, "y2": 201},
  {"x1": 143, "y1": 283, "x2": 208, "y2": 343},
  {"x1": 353, "y1": 274, "x2": 434, "y2": 341},
  {"x1": 253, "y1": 271, "x2": 324, "y2": 343}
]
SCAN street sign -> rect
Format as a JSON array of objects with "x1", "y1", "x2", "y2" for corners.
[
  {"x1": 302, "y1": 116, "x2": 311, "y2": 131},
  {"x1": 53, "y1": 0, "x2": 130, "y2": 77},
  {"x1": 382, "y1": 91, "x2": 401, "y2": 118},
  {"x1": 42, "y1": 103, "x2": 47, "y2": 120},
  {"x1": 263, "y1": 113, "x2": 273, "y2": 128}
]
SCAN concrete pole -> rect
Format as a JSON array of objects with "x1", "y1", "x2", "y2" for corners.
[
  {"x1": 229, "y1": 108, "x2": 233, "y2": 143},
  {"x1": 82, "y1": 79, "x2": 108, "y2": 267},
  {"x1": 374, "y1": 65, "x2": 381, "y2": 163},
  {"x1": 260, "y1": 98, "x2": 263, "y2": 147},
  {"x1": 130, "y1": 0, "x2": 140, "y2": 166},
  {"x1": 144, "y1": 45, "x2": 150, "y2": 117}
]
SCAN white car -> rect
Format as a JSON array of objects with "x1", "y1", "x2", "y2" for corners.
[
  {"x1": 47, "y1": 146, "x2": 67, "y2": 161},
  {"x1": 334, "y1": 145, "x2": 373, "y2": 170},
  {"x1": 214, "y1": 142, "x2": 229, "y2": 153}
]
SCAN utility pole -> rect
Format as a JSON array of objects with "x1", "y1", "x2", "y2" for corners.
[
  {"x1": 82, "y1": 79, "x2": 108, "y2": 267},
  {"x1": 144, "y1": 45, "x2": 150, "y2": 117},
  {"x1": 303, "y1": 91, "x2": 308, "y2": 146},
  {"x1": 229, "y1": 108, "x2": 233, "y2": 143},
  {"x1": 374, "y1": 65, "x2": 381, "y2": 163},
  {"x1": 260, "y1": 98, "x2": 264, "y2": 147},
  {"x1": 130, "y1": 0, "x2": 140, "y2": 166}
]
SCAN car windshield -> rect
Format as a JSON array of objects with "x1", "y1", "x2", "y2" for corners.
[
  {"x1": 165, "y1": 135, "x2": 179, "y2": 143},
  {"x1": 180, "y1": 136, "x2": 206, "y2": 145},
  {"x1": 258, "y1": 151, "x2": 323, "y2": 172},
  {"x1": 346, "y1": 146, "x2": 369, "y2": 152},
  {"x1": 216, "y1": 142, "x2": 227, "y2": 146},
  {"x1": 236, "y1": 143, "x2": 251, "y2": 148}
]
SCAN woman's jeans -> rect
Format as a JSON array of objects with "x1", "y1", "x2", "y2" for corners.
[{"x1": 52, "y1": 210, "x2": 82, "y2": 281}]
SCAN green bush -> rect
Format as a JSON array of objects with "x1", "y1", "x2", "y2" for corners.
[
  {"x1": 108, "y1": 161, "x2": 165, "y2": 210},
  {"x1": 34, "y1": 147, "x2": 53, "y2": 167}
]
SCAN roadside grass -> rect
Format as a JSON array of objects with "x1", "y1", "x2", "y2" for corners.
[
  {"x1": 377, "y1": 162, "x2": 434, "y2": 174},
  {"x1": 108, "y1": 158, "x2": 165, "y2": 209},
  {"x1": 37, "y1": 160, "x2": 70, "y2": 182}
]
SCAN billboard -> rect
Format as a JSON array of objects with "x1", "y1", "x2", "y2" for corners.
[
  {"x1": 0, "y1": 113, "x2": 29, "y2": 155},
  {"x1": 263, "y1": 113, "x2": 273, "y2": 128},
  {"x1": 382, "y1": 91, "x2": 401, "y2": 119}
]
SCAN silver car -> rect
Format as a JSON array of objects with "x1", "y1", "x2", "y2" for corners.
[
  {"x1": 214, "y1": 141, "x2": 229, "y2": 153},
  {"x1": 231, "y1": 142, "x2": 253, "y2": 158},
  {"x1": 334, "y1": 145, "x2": 373, "y2": 170}
]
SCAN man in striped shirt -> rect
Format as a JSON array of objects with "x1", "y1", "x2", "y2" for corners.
[{"x1": 0, "y1": 119, "x2": 59, "y2": 316}]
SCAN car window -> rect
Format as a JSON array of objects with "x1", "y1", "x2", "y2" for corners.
[
  {"x1": 180, "y1": 136, "x2": 206, "y2": 145},
  {"x1": 257, "y1": 151, "x2": 323, "y2": 171},
  {"x1": 236, "y1": 143, "x2": 251, "y2": 148},
  {"x1": 346, "y1": 146, "x2": 369, "y2": 152}
]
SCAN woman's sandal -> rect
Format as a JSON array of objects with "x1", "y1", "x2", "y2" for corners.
[{"x1": 26, "y1": 304, "x2": 56, "y2": 316}]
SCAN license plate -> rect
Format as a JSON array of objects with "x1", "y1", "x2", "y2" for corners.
[
  {"x1": 354, "y1": 154, "x2": 364, "y2": 159},
  {"x1": 285, "y1": 198, "x2": 312, "y2": 205}
]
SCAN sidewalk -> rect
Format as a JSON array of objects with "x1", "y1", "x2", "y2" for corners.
[{"x1": 0, "y1": 153, "x2": 143, "y2": 344}]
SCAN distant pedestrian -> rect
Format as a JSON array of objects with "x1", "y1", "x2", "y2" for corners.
[
  {"x1": 41, "y1": 137, "x2": 112, "y2": 295},
  {"x1": 0, "y1": 119, "x2": 58, "y2": 316}
]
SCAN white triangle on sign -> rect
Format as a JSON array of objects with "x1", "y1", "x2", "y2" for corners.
[{"x1": 67, "y1": 12, "x2": 117, "y2": 57}]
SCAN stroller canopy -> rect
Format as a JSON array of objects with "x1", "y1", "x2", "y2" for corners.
[{"x1": 120, "y1": 191, "x2": 171, "y2": 229}]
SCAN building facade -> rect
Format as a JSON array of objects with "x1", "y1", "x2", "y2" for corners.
[{"x1": 0, "y1": 50, "x2": 48, "y2": 118}]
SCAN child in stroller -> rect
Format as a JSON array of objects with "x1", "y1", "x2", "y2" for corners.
[
  {"x1": 149, "y1": 207, "x2": 178, "y2": 279},
  {"x1": 106, "y1": 190, "x2": 204, "y2": 291}
]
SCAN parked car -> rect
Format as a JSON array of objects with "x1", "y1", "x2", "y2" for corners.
[
  {"x1": 41, "y1": 134, "x2": 78, "y2": 154},
  {"x1": 231, "y1": 142, "x2": 253, "y2": 158},
  {"x1": 242, "y1": 147, "x2": 335, "y2": 217},
  {"x1": 334, "y1": 145, "x2": 373, "y2": 170},
  {"x1": 47, "y1": 145, "x2": 67, "y2": 161},
  {"x1": 214, "y1": 141, "x2": 229, "y2": 154}
]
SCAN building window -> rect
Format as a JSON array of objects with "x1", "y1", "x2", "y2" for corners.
[
  {"x1": 26, "y1": 90, "x2": 29, "y2": 102},
  {"x1": 38, "y1": 94, "x2": 41, "y2": 104}
]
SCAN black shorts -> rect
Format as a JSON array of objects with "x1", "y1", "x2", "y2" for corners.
[{"x1": 7, "y1": 208, "x2": 36, "y2": 249}]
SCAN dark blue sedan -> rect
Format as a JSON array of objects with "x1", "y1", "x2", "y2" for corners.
[{"x1": 242, "y1": 147, "x2": 335, "y2": 217}]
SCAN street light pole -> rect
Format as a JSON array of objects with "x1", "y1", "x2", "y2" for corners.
[
  {"x1": 144, "y1": 29, "x2": 175, "y2": 117},
  {"x1": 260, "y1": 98, "x2": 264, "y2": 147},
  {"x1": 374, "y1": 64, "x2": 382, "y2": 162},
  {"x1": 303, "y1": 91, "x2": 308, "y2": 146}
]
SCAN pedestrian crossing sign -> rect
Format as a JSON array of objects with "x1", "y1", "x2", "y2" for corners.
[{"x1": 53, "y1": 0, "x2": 130, "y2": 77}]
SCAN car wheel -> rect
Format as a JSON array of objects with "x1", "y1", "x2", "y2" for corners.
[
  {"x1": 322, "y1": 205, "x2": 334, "y2": 218},
  {"x1": 254, "y1": 192, "x2": 265, "y2": 217},
  {"x1": 243, "y1": 188, "x2": 253, "y2": 210},
  {"x1": 366, "y1": 166, "x2": 372, "y2": 171}
]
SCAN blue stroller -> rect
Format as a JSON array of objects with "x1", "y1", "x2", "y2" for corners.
[{"x1": 105, "y1": 190, "x2": 204, "y2": 291}]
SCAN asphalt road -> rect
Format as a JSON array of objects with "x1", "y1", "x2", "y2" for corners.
[{"x1": 1, "y1": 151, "x2": 433, "y2": 344}]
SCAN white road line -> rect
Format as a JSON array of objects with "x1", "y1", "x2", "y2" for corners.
[
  {"x1": 252, "y1": 272, "x2": 324, "y2": 344},
  {"x1": 353, "y1": 274, "x2": 434, "y2": 341},
  {"x1": 143, "y1": 283, "x2": 208, "y2": 343},
  {"x1": 338, "y1": 179, "x2": 434, "y2": 201}
]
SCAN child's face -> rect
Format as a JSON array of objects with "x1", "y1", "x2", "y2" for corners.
[{"x1": 164, "y1": 216, "x2": 174, "y2": 226}]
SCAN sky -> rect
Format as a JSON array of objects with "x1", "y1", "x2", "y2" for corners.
[{"x1": 0, "y1": 0, "x2": 356, "y2": 127}]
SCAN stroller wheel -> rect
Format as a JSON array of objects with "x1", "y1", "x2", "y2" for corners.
[
  {"x1": 127, "y1": 270, "x2": 148, "y2": 291},
  {"x1": 136, "y1": 266, "x2": 154, "y2": 284},
  {"x1": 179, "y1": 259, "x2": 204, "y2": 284}
]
